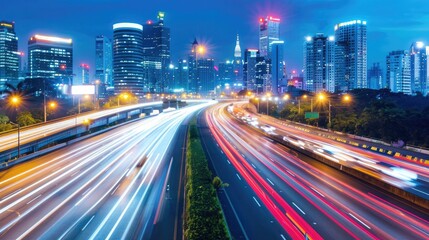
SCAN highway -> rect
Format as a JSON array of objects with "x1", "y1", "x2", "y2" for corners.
[
  {"x1": 234, "y1": 104, "x2": 429, "y2": 200},
  {"x1": 0, "y1": 101, "x2": 214, "y2": 239},
  {"x1": 0, "y1": 101, "x2": 165, "y2": 153},
  {"x1": 205, "y1": 103, "x2": 429, "y2": 239}
]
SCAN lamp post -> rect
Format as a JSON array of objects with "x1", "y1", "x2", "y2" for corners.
[{"x1": 10, "y1": 96, "x2": 21, "y2": 158}]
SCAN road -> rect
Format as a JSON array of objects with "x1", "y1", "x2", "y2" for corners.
[
  {"x1": 205, "y1": 103, "x2": 429, "y2": 239},
  {"x1": 0, "y1": 101, "x2": 214, "y2": 239}
]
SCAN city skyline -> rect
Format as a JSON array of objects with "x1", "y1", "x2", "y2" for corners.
[{"x1": 3, "y1": 0, "x2": 429, "y2": 77}]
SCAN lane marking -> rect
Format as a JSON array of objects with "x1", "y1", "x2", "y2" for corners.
[
  {"x1": 310, "y1": 187, "x2": 325, "y2": 198},
  {"x1": 227, "y1": 160, "x2": 231, "y2": 165},
  {"x1": 410, "y1": 224, "x2": 429, "y2": 236},
  {"x1": 266, "y1": 178, "x2": 274, "y2": 186},
  {"x1": 251, "y1": 163, "x2": 256, "y2": 169},
  {"x1": 286, "y1": 170, "x2": 295, "y2": 177},
  {"x1": 236, "y1": 174, "x2": 241, "y2": 181},
  {"x1": 349, "y1": 213, "x2": 371, "y2": 229},
  {"x1": 412, "y1": 188, "x2": 429, "y2": 196},
  {"x1": 292, "y1": 202, "x2": 305, "y2": 215},
  {"x1": 27, "y1": 194, "x2": 41, "y2": 205},
  {"x1": 111, "y1": 184, "x2": 120, "y2": 195},
  {"x1": 82, "y1": 215, "x2": 95, "y2": 231},
  {"x1": 280, "y1": 234, "x2": 286, "y2": 240},
  {"x1": 253, "y1": 197, "x2": 261, "y2": 207}
]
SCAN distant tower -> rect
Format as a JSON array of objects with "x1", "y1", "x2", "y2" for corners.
[
  {"x1": 95, "y1": 35, "x2": 112, "y2": 86},
  {"x1": 188, "y1": 38, "x2": 199, "y2": 93},
  {"x1": 386, "y1": 50, "x2": 411, "y2": 95},
  {"x1": 259, "y1": 16, "x2": 280, "y2": 57},
  {"x1": 409, "y1": 42, "x2": 427, "y2": 95},
  {"x1": 233, "y1": 34, "x2": 242, "y2": 86}
]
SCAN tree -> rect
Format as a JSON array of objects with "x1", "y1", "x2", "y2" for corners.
[
  {"x1": 212, "y1": 176, "x2": 222, "y2": 189},
  {"x1": 17, "y1": 111, "x2": 37, "y2": 126},
  {"x1": 0, "y1": 114, "x2": 9, "y2": 124}
]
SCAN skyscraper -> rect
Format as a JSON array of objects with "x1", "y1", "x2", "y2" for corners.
[
  {"x1": 113, "y1": 22, "x2": 144, "y2": 96},
  {"x1": 173, "y1": 59, "x2": 188, "y2": 91},
  {"x1": 95, "y1": 35, "x2": 112, "y2": 86},
  {"x1": 0, "y1": 21, "x2": 19, "y2": 90},
  {"x1": 28, "y1": 34, "x2": 73, "y2": 85},
  {"x1": 334, "y1": 20, "x2": 367, "y2": 91},
  {"x1": 196, "y1": 58, "x2": 215, "y2": 95},
  {"x1": 409, "y1": 42, "x2": 427, "y2": 95},
  {"x1": 367, "y1": 63, "x2": 384, "y2": 90},
  {"x1": 142, "y1": 12, "x2": 171, "y2": 93},
  {"x1": 259, "y1": 16, "x2": 280, "y2": 57},
  {"x1": 386, "y1": 50, "x2": 411, "y2": 95},
  {"x1": 233, "y1": 34, "x2": 243, "y2": 87},
  {"x1": 218, "y1": 61, "x2": 234, "y2": 87},
  {"x1": 243, "y1": 49, "x2": 259, "y2": 91},
  {"x1": 188, "y1": 38, "x2": 199, "y2": 93},
  {"x1": 304, "y1": 34, "x2": 335, "y2": 93},
  {"x1": 80, "y1": 63, "x2": 90, "y2": 84},
  {"x1": 255, "y1": 56, "x2": 270, "y2": 94},
  {"x1": 269, "y1": 40, "x2": 285, "y2": 95}
]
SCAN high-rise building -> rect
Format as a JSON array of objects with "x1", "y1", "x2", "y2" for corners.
[
  {"x1": 304, "y1": 34, "x2": 335, "y2": 93},
  {"x1": 218, "y1": 61, "x2": 235, "y2": 87},
  {"x1": 243, "y1": 49, "x2": 259, "y2": 91},
  {"x1": 255, "y1": 56, "x2": 271, "y2": 94},
  {"x1": 269, "y1": 40, "x2": 285, "y2": 95},
  {"x1": 142, "y1": 12, "x2": 171, "y2": 93},
  {"x1": 259, "y1": 16, "x2": 280, "y2": 57},
  {"x1": 334, "y1": 20, "x2": 367, "y2": 91},
  {"x1": 172, "y1": 59, "x2": 188, "y2": 91},
  {"x1": 233, "y1": 34, "x2": 242, "y2": 85},
  {"x1": 188, "y1": 38, "x2": 199, "y2": 93},
  {"x1": 409, "y1": 42, "x2": 427, "y2": 95},
  {"x1": 367, "y1": 63, "x2": 383, "y2": 90},
  {"x1": 0, "y1": 21, "x2": 19, "y2": 90},
  {"x1": 386, "y1": 50, "x2": 411, "y2": 95},
  {"x1": 95, "y1": 35, "x2": 112, "y2": 86},
  {"x1": 196, "y1": 58, "x2": 215, "y2": 95},
  {"x1": 28, "y1": 34, "x2": 73, "y2": 86},
  {"x1": 80, "y1": 63, "x2": 90, "y2": 84},
  {"x1": 113, "y1": 22, "x2": 144, "y2": 96}
]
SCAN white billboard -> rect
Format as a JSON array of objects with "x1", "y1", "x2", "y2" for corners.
[{"x1": 72, "y1": 85, "x2": 95, "y2": 95}]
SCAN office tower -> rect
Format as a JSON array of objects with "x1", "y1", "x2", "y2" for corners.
[
  {"x1": 113, "y1": 22, "x2": 144, "y2": 96},
  {"x1": 259, "y1": 16, "x2": 280, "y2": 57},
  {"x1": 142, "y1": 12, "x2": 171, "y2": 93},
  {"x1": 334, "y1": 20, "x2": 367, "y2": 91},
  {"x1": 409, "y1": 42, "x2": 427, "y2": 95},
  {"x1": 0, "y1": 21, "x2": 19, "y2": 90},
  {"x1": 304, "y1": 34, "x2": 335, "y2": 93},
  {"x1": 28, "y1": 34, "x2": 73, "y2": 86},
  {"x1": 255, "y1": 56, "x2": 271, "y2": 94},
  {"x1": 386, "y1": 50, "x2": 411, "y2": 95},
  {"x1": 269, "y1": 40, "x2": 284, "y2": 95},
  {"x1": 233, "y1": 34, "x2": 242, "y2": 85},
  {"x1": 80, "y1": 63, "x2": 90, "y2": 84},
  {"x1": 196, "y1": 58, "x2": 215, "y2": 95},
  {"x1": 218, "y1": 61, "x2": 235, "y2": 87},
  {"x1": 243, "y1": 49, "x2": 259, "y2": 91},
  {"x1": 188, "y1": 38, "x2": 199, "y2": 93},
  {"x1": 173, "y1": 59, "x2": 188, "y2": 91},
  {"x1": 367, "y1": 63, "x2": 384, "y2": 90},
  {"x1": 95, "y1": 35, "x2": 112, "y2": 86}
]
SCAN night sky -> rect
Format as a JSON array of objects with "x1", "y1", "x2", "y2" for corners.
[{"x1": 3, "y1": 0, "x2": 429, "y2": 78}]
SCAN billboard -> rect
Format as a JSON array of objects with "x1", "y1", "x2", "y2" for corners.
[
  {"x1": 305, "y1": 112, "x2": 319, "y2": 119},
  {"x1": 72, "y1": 85, "x2": 95, "y2": 95}
]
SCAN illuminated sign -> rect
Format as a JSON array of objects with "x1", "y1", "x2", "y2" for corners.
[
  {"x1": 113, "y1": 23, "x2": 143, "y2": 31},
  {"x1": 34, "y1": 34, "x2": 72, "y2": 44},
  {"x1": 0, "y1": 23, "x2": 13, "y2": 28},
  {"x1": 72, "y1": 85, "x2": 95, "y2": 95}
]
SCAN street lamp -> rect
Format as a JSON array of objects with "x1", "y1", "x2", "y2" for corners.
[
  {"x1": 255, "y1": 97, "x2": 260, "y2": 113},
  {"x1": 10, "y1": 95, "x2": 21, "y2": 158},
  {"x1": 45, "y1": 101, "x2": 57, "y2": 121}
]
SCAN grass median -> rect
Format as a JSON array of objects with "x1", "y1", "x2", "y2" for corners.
[{"x1": 184, "y1": 117, "x2": 229, "y2": 240}]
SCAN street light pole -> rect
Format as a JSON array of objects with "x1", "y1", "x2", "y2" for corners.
[
  {"x1": 328, "y1": 100, "x2": 331, "y2": 127},
  {"x1": 311, "y1": 98, "x2": 313, "y2": 112}
]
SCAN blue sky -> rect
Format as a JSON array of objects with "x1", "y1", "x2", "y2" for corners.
[{"x1": 3, "y1": 0, "x2": 429, "y2": 76}]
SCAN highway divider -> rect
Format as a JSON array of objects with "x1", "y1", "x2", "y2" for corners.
[{"x1": 184, "y1": 117, "x2": 230, "y2": 240}]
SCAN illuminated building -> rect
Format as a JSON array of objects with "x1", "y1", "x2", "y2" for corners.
[
  {"x1": 409, "y1": 42, "x2": 427, "y2": 95},
  {"x1": 0, "y1": 21, "x2": 19, "y2": 90},
  {"x1": 367, "y1": 63, "x2": 384, "y2": 90},
  {"x1": 175, "y1": 59, "x2": 189, "y2": 91},
  {"x1": 259, "y1": 16, "x2": 280, "y2": 57},
  {"x1": 80, "y1": 63, "x2": 90, "y2": 84},
  {"x1": 28, "y1": 34, "x2": 73, "y2": 87},
  {"x1": 243, "y1": 49, "x2": 259, "y2": 91},
  {"x1": 113, "y1": 22, "x2": 144, "y2": 96},
  {"x1": 304, "y1": 34, "x2": 335, "y2": 93},
  {"x1": 218, "y1": 61, "x2": 234, "y2": 87},
  {"x1": 233, "y1": 34, "x2": 242, "y2": 85},
  {"x1": 196, "y1": 58, "x2": 215, "y2": 95},
  {"x1": 269, "y1": 40, "x2": 284, "y2": 95},
  {"x1": 255, "y1": 56, "x2": 270, "y2": 94},
  {"x1": 95, "y1": 35, "x2": 112, "y2": 86},
  {"x1": 386, "y1": 50, "x2": 411, "y2": 95},
  {"x1": 334, "y1": 20, "x2": 367, "y2": 91},
  {"x1": 188, "y1": 38, "x2": 199, "y2": 93},
  {"x1": 142, "y1": 12, "x2": 171, "y2": 93}
]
